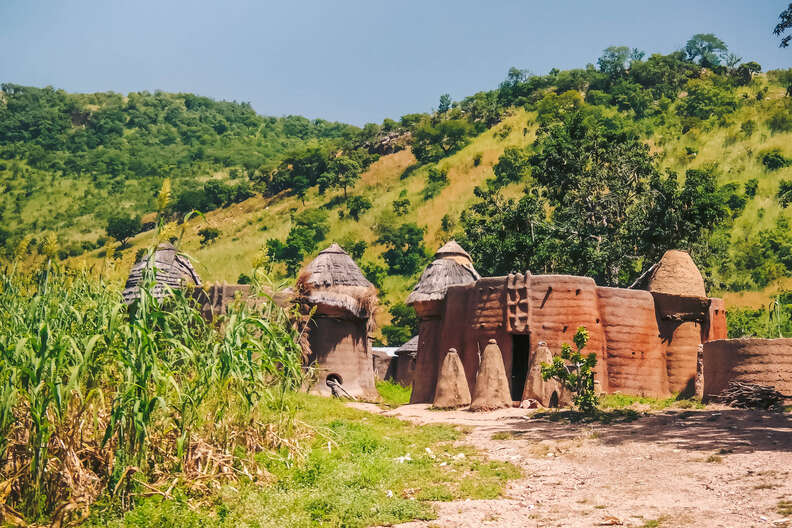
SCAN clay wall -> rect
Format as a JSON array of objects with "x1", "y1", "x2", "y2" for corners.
[
  {"x1": 703, "y1": 298, "x2": 728, "y2": 342},
  {"x1": 597, "y1": 287, "x2": 670, "y2": 397},
  {"x1": 528, "y1": 275, "x2": 609, "y2": 392},
  {"x1": 410, "y1": 318, "x2": 444, "y2": 403},
  {"x1": 394, "y1": 352, "x2": 416, "y2": 387},
  {"x1": 658, "y1": 320, "x2": 702, "y2": 396},
  {"x1": 701, "y1": 338, "x2": 792, "y2": 399},
  {"x1": 306, "y1": 317, "x2": 378, "y2": 399}
]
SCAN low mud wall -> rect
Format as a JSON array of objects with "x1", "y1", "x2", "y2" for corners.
[{"x1": 701, "y1": 338, "x2": 792, "y2": 399}]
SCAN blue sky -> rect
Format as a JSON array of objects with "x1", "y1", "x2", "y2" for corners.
[{"x1": 1, "y1": 1, "x2": 789, "y2": 125}]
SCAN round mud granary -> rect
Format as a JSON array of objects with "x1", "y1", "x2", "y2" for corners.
[
  {"x1": 297, "y1": 244, "x2": 379, "y2": 399},
  {"x1": 701, "y1": 338, "x2": 792, "y2": 400},
  {"x1": 122, "y1": 242, "x2": 201, "y2": 304}
]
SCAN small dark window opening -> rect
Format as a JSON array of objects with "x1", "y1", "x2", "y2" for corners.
[
  {"x1": 511, "y1": 334, "x2": 531, "y2": 401},
  {"x1": 326, "y1": 373, "x2": 343, "y2": 386},
  {"x1": 549, "y1": 391, "x2": 559, "y2": 408}
]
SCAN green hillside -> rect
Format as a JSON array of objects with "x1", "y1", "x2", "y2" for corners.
[{"x1": 4, "y1": 37, "x2": 792, "y2": 340}]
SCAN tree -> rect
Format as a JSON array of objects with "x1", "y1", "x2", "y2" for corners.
[
  {"x1": 491, "y1": 146, "x2": 531, "y2": 188},
  {"x1": 733, "y1": 62, "x2": 762, "y2": 86},
  {"x1": 412, "y1": 119, "x2": 474, "y2": 163},
  {"x1": 597, "y1": 46, "x2": 631, "y2": 78},
  {"x1": 376, "y1": 222, "x2": 426, "y2": 275},
  {"x1": 346, "y1": 195, "x2": 372, "y2": 221},
  {"x1": 266, "y1": 209, "x2": 329, "y2": 275},
  {"x1": 774, "y1": 3, "x2": 792, "y2": 48},
  {"x1": 677, "y1": 79, "x2": 737, "y2": 121},
  {"x1": 684, "y1": 34, "x2": 729, "y2": 68},
  {"x1": 541, "y1": 327, "x2": 598, "y2": 413},
  {"x1": 438, "y1": 93, "x2": 452, "y2": 113},
  {"x1": 462, "y1": 110, "x2": 731, "y2": 287},
  {"x1": 318, "y1": 156, "x2": 361, "y2": 200},
  {"x1": 381, "y1": 302, "x2": 419, "y2": 346},
  {"x1": 105, "y1": 215, "x2": 141, "y2": 247}
]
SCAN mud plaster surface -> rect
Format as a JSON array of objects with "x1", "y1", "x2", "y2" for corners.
[{"x1": 350, "y1": 403, "x2": 792, "y2": 528}]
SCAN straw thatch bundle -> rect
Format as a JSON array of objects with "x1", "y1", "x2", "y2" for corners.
[
  {"x1": 122, "y1": 243, "x2": 201, "y2": 304},
  {"x1": 648, "y1": 250, "x2": 706, "y2": 298},
  {"x1": 296, "y1": 243, "x2": 378, "y2": 320},
  {"x1": 407, "y1": 240, "x2": 480, "y2": 306}
]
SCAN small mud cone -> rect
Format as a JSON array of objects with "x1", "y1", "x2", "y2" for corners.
[
  {"x1": 521, "y1": 341, "x2": 567, "y2": 407},
  {"x1": 470, "y1": 339, "x2": 512, "y2": 411},
  {"x1": 433, "y1": 348, "x2": 471, "y2": 409}
]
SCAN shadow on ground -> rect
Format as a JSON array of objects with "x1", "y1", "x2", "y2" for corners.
[{"x1": 487, "y1": 408, "x2": 792, "y2": 454}]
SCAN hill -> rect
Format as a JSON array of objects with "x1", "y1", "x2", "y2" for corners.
[{"x1": 4, "y1": 37, "x2": 792, "y2": 341}]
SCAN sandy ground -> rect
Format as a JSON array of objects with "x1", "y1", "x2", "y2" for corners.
[{"x1": 351, "y1": 403, "x2": 792, "y2": 528}]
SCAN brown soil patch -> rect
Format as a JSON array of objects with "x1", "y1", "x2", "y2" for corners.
[{"x1": 352, "y1": 403, "x2": 792, "y2": 528}]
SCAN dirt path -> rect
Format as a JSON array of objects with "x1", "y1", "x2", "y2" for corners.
[{"x1": 352, "y1": 403, "x2": 792, "y2": 528}]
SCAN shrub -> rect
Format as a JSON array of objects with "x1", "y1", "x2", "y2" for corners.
[
  {"x1": 392, "y1": 196, "x2": 410, "y2": 216},
  {"x1": 541, "y1": 326, "x2": 598, "y2": 413},
  {"x1": 376, "y1": 222, "x2": 427, "y2": 276},
  {"x1": 744, "y1": 178, "x2": 759, "y2": 198},
  {"x1": 761, "y1": 149, "x2": 790, "y2": 171},
  {"x1": 741, "y1": 119, "x2": 756, "y2": 137},
  {"x1": 422, "y1": 166, "x2": 448, "y2": 200},
  {"x1": 778, "y1": 179, "x2": 792, "y2": 207},
  {"x1": 198, "y1": 227, "x2": 220, "y2": 246},
  {"x1": 360, "y1": 261, "x2": 386, "y2": 289},
  {"x1": 767, "y1": 108, "x2": 792, "y2": 133}
]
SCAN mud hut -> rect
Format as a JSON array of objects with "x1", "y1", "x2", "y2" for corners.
[
  {"x1": 394, "y1": 335, "x2": 418, "y2": 386},
  {"x1": 407, "y1": 240, "x2": 480, "y2": 403},
  {"x1": 122, "y1": 242, "x2": 201, "y2": 304},
  {"x1": 297, "y1": 244, "x2": 379, "y2": 399}
]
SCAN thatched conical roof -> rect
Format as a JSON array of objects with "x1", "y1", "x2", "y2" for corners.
[
  {"x1": 396, "y1": 335, "x2": 419, "y2": 359},
  {"x1": 648, "y1": 250, "x2": 706, "y2": 298},
  {"x1": 407, "y1": 240, "x2": 480, "y2": 305},
  {"x1": 297, "y1": 243, "x2": 377, "y2": 319},
  {"x1": 122, "y1": 242, "x2": 201, "y2": 304}
]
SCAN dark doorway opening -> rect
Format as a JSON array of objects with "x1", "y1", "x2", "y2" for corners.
[{"x1": 511, "y1": 334, "x2": 531, "y2": 401}]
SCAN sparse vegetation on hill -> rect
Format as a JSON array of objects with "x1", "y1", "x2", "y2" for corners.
[{"x1": 3, "y1": 34, "x2": 792, "y2": 335}]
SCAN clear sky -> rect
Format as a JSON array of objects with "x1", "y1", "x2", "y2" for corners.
[{"x1": 1, "y1": 1, "x2": 789, "y2": 125}]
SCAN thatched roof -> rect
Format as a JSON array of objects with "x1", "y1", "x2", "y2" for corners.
[
  {"x1": 407, "y1": 240, "x2": 480, "y2": 305},
  {"x1": 296, "y1": 243, "x2": 377, "y2": 319},
  {"x1": 122, "y1": 243, "x2": 201, "y2": 304},
  {"x1": 395, "y1": 335, "x2": 419, "y2": 358},
  {"x1": 648, "y1": 250, "x2": 706, "y2": 298}
]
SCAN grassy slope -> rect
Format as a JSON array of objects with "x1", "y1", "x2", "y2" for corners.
[{"x1": 74, "y1": 84, "x2": 792, "y2": 329}]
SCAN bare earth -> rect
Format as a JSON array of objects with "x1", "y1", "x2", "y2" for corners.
[{"x1": 352, "y1": 403, "x2": 792, "y2": 528}]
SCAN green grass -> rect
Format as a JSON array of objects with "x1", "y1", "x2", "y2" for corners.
[
  {"x1": 89, "y1": 394, "x2": 520, "y2": 528},
  {"x1": 599, "y1": 393, "x2": 705, "y2": 410},
  {"x1": 376, "y1": 380, "x2": 412, "y2": 408}
]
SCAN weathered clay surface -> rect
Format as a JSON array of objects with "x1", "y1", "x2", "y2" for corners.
[
  {"x1": 597, "y1": 287, "x2": 669, "y2": 397},
  {"x1": 305, "y1": 317, "x2": 378, "y2": 399},
  {"x1": 528, "y1": 275, "x2": 609, "y2": 392},
  {"x1": 704, "y1": 298, "x2": 728, "y2": 342},
  {"x1": 701, "y1": 338, "x2": 792, "y2": 399},
  {"x1": 521, "y1": 341, "x2": 569, "y2": 406},
  {"x1": 660, "y1": 320, "x2": 702, "y2": 396},
  {"x1": 410, "y1": 318, "x2": 443, "y2": 403},
  {"x1": 470, "y1": 339, "x2": 512, "y2": 411},
  {"x1": 433, "y1": 349, "x2": 472, "y2": 409},
  {"x1": 648, "y1": 249, "x2": 706, "y2": 298}
]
